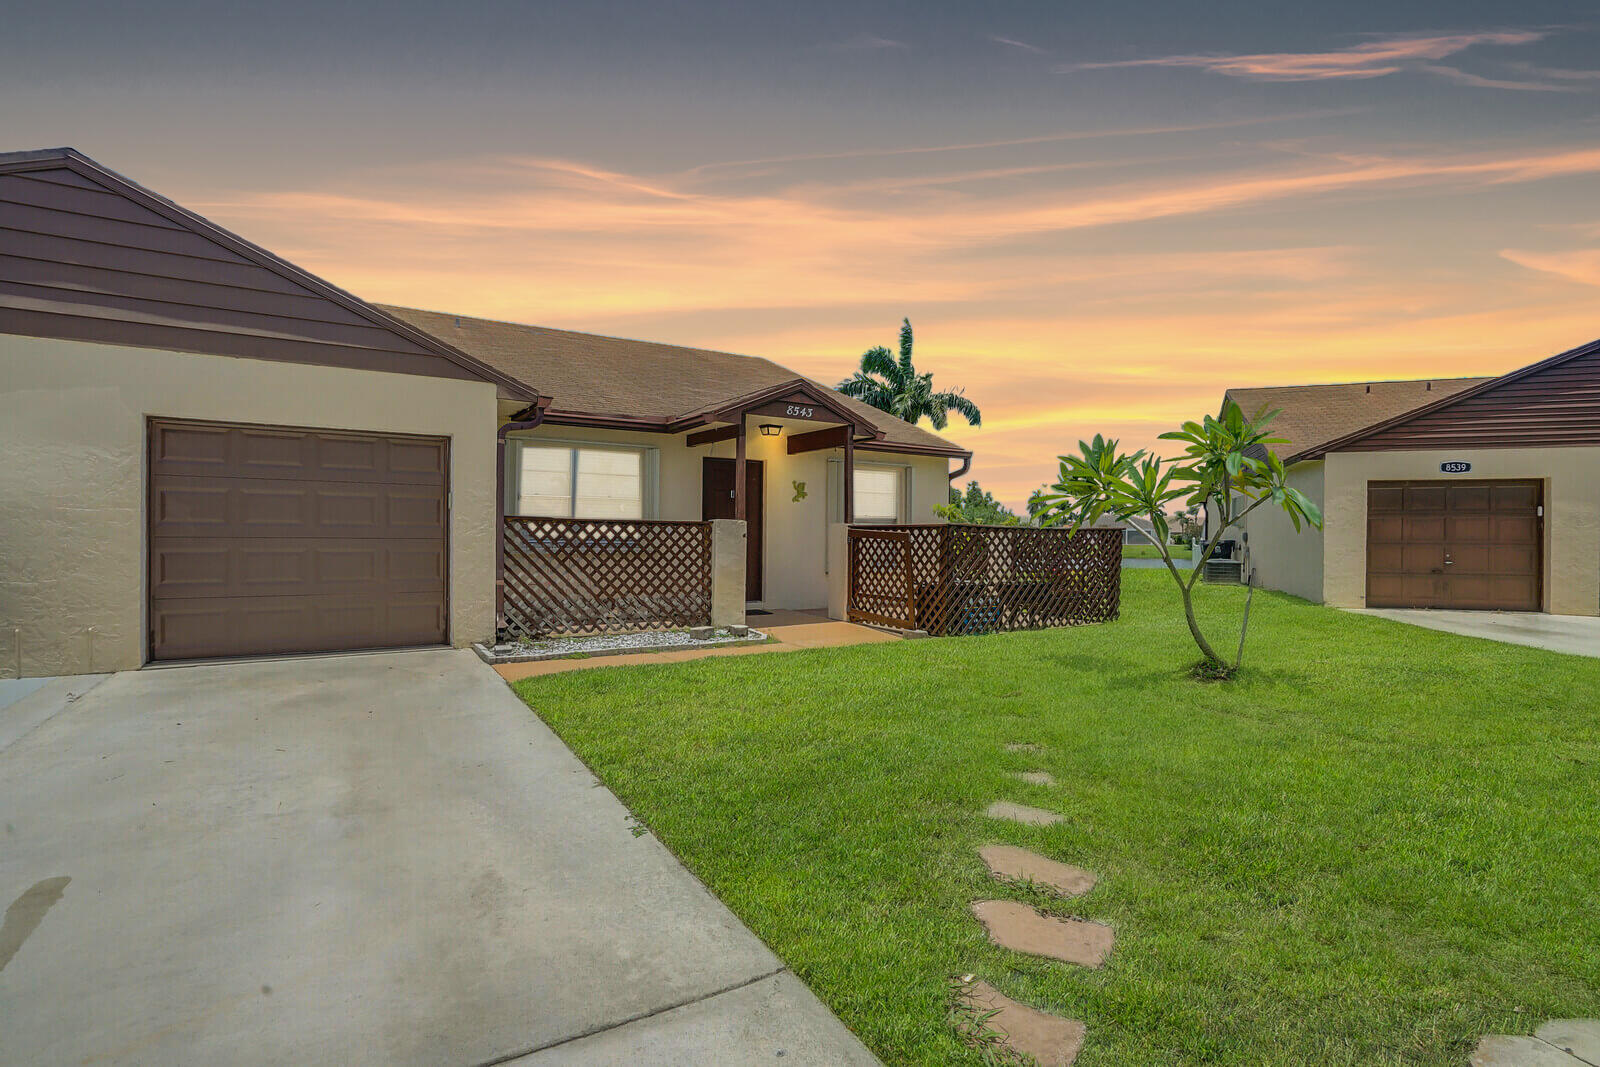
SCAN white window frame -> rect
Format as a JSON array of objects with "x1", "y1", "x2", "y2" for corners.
[{"x1": 507, "y1": 437, "x2": 658, "y2": 519}]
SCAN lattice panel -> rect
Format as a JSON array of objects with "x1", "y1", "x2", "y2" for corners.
[
  {"x1": 848, "y1": 524, "x2": 1122, "y2": 636},
  {"x1": 501, "y1": 517, "x2": 713, "y2": 639},
  {"x1": 847, "y1": 528, "x2": 916, "y2": 628}
]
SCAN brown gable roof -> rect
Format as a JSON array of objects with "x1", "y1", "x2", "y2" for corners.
[
  {"x1": 381, "y1": 304, "x2": 970, "y2": 456},
  {"x1": 1223, "y1": 377, "x2": 1492, "y2": 463},
  {"x1": 1296, "y1": 336, "x2": 1600, "y2": 459},
  {"x1": 0, "y1": 148, "x2": 543, "y2": 402}
]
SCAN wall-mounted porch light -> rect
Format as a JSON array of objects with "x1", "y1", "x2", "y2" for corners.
[{"x1": 759, "y1": 423, "x2": 783, "y2": 437}]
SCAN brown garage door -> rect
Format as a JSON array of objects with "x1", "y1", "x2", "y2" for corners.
[
  {"x1": 1366, "y1": 480, "x2": 1542, "y2": 611},
  {"x1": 148, "y1": 419, "x2": 449, "y2": 661}
]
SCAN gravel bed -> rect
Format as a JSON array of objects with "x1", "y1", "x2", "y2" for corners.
[{"x1": 475, "y1": 627, "x2": 767, "y2": 664}]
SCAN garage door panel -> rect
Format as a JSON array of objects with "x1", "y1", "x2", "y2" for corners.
[
  {"x1": 150, "y1": 592, "x2": 446, "y2": 660},
  {"x1": 1447, "y1": 484, "x2": 1490, "y2": 511},
  {"x1": 1492, "y1": 483, "x2": 1540, "y2": 510},
  {"x1": 1369, "y1": 543, "x2": 1407, "y2": 571},
  {"x1": 1404, "y1": 486, "x2": 1447, "y2": 510},
  {"x1": 1445, "y1": 515, "x2": 1490, "y2": 542},
  {"x1": 149, "y1": 418, "x2": 449, "y2": 661},
  {"x1": 1368, "y1": 514, "x2": 1404, "y2": 542},
  {"x1": 151, "y1": 538, "x2": 446, "y2": 600},
  {"x1": 1366, "y1": 479, "x2": 1541, "y2": 612},
  {"x1": 1491, "y1": 515, "x2": 1538, "y2": 544},
  {"x1": 152, "y1": 477, "x2": 444, "y2": 539},
  {"x1": 1403, "y1": 515, "x2": 1445, "y2": 541},
  {"x1": 1401, "y1": 544, "x2": 1444, "y2": 572},
  {"x1": 151, "y1": 422, "x2": 447, "y2": 485}
]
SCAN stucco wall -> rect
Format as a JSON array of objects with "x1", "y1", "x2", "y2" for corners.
[
  {"x1": 1240, "y1": 461, "x2": 1326, "y2": 602},
  {"x1": 503, "y1": 416, "x2": 952, "y2": 611},
  {"x1": 1323, "y1": 447, "x2": 1600, "y2": 615},
  {"x1": 2, "y1": 335, "x2": 502, "y2": 677}
]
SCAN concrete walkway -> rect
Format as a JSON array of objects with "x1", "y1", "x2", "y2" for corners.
[
  {"x1": 497, "y1": 609, "x2": 899, "y2": 681},
  {"x1": 1352, "y1": 608, "x2": 1600, "y2": 659},
  {"x1": 0, "y1": 649, "x2": 877, "y2": 1065}
]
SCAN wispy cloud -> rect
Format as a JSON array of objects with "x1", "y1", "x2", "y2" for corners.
[
  {"x1": 989, "y1": 35, "x2": 1047, "y2": 56},
  {"x1": 1501, "y1": 248, "x2": 1600, "y2": 286},
  {"x1": 824, "y1": 34, "x2": 909, "y2": 51},
  {"x1": 1420, "y1": 64, "x2": 1585, "y2": 92},
  {"x1": 1060, "y1": 30, "x2": 1547, "y2": 84},
  {"x1": 679, "y1": 109, "x2": 1364, "y2": 179}
]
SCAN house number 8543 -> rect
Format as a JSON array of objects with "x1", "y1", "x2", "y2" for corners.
[{"x1": 786, "y1": 405, "x2": 815, "y2": 418}]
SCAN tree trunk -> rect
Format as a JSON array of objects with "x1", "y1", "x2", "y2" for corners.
[{"x1": 1179, "y1": 584, "x2": 1224, "y2": 664}]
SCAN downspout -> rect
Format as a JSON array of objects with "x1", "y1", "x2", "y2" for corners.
[
  {"x1": 497, "y1": 399, "x2": 551, "y2": 634},
  {"x1": 947, "y1": 453, "x2": 973, "y2": 482}
]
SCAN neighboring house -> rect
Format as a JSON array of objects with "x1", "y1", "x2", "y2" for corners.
[
  {"x1": 379, "y1": 308, "x2": 969, "y2": 612},
  {"x1": 1216, "y1": 345, "x2": 1600, "y2": 615},
  {"x1": 0, "y1": 148, "x2": 969, "y2": 677}
]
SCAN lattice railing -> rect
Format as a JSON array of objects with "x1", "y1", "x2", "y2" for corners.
[
  {"x1": 501, "y1": 517, "x2": 712, "y2": 640},
  {"x1": 847, "y1": 524, "x2": 1122, "y2": 636}
]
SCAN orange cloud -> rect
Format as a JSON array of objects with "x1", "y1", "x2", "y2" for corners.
[
  {"x1": 1500, "y1": 248, "x2": 1600, "y2": 287},
  {"x1": 1061, "y1": 30, "x2": 1547, "y2": 82}
]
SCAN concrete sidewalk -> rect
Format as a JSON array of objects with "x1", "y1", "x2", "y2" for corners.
[
  {"x1": 1351, "y1": 608, "x2": 1600, "y2": 659},
  {"x1": 0, "y1": 649, "x2": 877, "y2": 1065}
]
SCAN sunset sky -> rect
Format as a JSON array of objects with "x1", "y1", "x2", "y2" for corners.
[{"x1": 6, "y1": 1, "x2": 1599, "y2": 507}]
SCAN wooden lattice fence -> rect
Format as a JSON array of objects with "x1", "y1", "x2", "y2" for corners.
[
  {"x1": 847, "y1": 523, "x2": 1122, "y2": 636},
  {"x1": 500, "y1": 517, "x2": 712, "y2": 639}
]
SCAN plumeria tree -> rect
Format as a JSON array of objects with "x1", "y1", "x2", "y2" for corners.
[{"x1": 1034, "y1": 401, "x2": 1321, "y2": 676}]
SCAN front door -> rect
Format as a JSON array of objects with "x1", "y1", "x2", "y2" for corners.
[
  {"x1": 702, "y1": 457, "x2": 764, "y2": 601},
  {"x1": 1366, "y1": 480, "x2": 1542, "y2": 610}
]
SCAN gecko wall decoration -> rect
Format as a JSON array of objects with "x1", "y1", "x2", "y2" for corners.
[{"x1": 792, "y1": 480, "x2": 807, "y2": 502}]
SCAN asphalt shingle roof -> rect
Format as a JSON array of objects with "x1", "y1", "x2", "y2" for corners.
[
  {"x1": 381, "y1": 305, "x2": 968, "y2": 455},
  {"x1": 1223, "y1": 377, "x2": 1493, "y2": 462}
]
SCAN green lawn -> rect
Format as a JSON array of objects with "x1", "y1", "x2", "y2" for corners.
[
  {"x1": 1121, "y1": 543, "x2": 1168, "y2": 559},
  {"x1": 511, "y1": 570, "x2": 1600, "y2": 1065}
]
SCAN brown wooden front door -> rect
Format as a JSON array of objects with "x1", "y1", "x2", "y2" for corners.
[
  {"x1": 147, "y1": 418, "x2": 449, "y2": 661},
  {"x1": 1366, "y1": 480, "x2": 1542, "y2": 611},
  {"x1": 702, "y1": 457, "x2": 764, "y2": 600}
]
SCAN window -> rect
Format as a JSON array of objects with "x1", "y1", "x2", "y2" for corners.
[
  {"x1": 854, "y1": 465, "x2": 905, "y2": 523},
  {"x1": 513, "y1": 443, "x2": 645, "y2": 519}
]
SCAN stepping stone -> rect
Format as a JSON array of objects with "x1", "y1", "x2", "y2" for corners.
[
  {"x1": 986, "y1": 801, "x2": 1062, "y2": 826},
  {"x1": 1471, "y1": 1034, "x2": 1589, "y2": 1067},
  {"x1": 972, "y1": 900, "x2": 1114, "y2": 967},
  {"x1": 1536, "y1": 1020, "x2": 1600, "y2": 1063},
  {"x1": 980, "y1": 845, "x2": 1096, "y2": 897},
  {"x1": 956, "y1": 977, "x2": 1085, "y2": 1066},
  {"x1": 1011, "y1": 770, "x2": 1057, "y2": 787}
]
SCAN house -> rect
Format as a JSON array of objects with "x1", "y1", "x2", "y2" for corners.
[
  {"x1": 377, "y1": 307, "x2": 969, "y2": 613},
  {"x1": 0, "y1": 148, "x2": 969, "y2": 677},
  {"x1": 1217, "y1": 344, "x2": 1600, "y2": 615}
]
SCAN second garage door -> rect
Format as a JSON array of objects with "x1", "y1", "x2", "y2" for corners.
[
  {"x1": 148, "y1": 418, "x2": 449, "y2": 661},
  {"x1": 1366, "y1": 480, "x2": 1542, "y2": 611}
]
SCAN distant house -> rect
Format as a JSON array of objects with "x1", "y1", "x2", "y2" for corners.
[{"x1": 1214, "y1": 347, "x2": 1600, "y2": 615}]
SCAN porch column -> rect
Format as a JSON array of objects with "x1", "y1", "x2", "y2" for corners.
[
  {"x1": 842, "y1": 431, "x2": 855, "y2": 523},
  {"x1": 734, "y1": 418, "x2": 747, "y2": 521}
]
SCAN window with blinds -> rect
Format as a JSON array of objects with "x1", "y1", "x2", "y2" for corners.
[
  {"x1": 854, "y1": 465, "x2": 904, "y2": 523},
  {"x1": 514, "y1": 443, "x2": 645, "y2": 519}
]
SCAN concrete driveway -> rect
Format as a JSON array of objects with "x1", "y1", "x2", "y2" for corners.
[
  {"x1": 1352, "y1": 608, "x2": 1600, "y2": 659},
  {"x1": 0, "y1": 649, "x2": 876, "y2": 1066}
]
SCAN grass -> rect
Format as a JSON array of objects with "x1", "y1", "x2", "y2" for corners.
[
  {"x1": 511, "y1": 570, "x2": 1600, "y2": 1065},
  {"x1": 1121, "y1": 543, "x2": 1168, "y2": 559}
]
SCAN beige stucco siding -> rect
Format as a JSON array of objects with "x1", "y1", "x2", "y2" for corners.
[
  {"x1": 503, "y1": 417, "x2": 952, "y2": 611},
  {"x1": 1239, "y1": 461, "x2": 1326, "y2": 602},
  {"x1": 2, "y1": 335, "x2": 501, "y2": 677},
  {"x1": 1323, "y1": 447, "x2": 1600, "y2": 615}
]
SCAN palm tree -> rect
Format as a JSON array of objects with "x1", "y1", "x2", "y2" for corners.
[{"x1": 836, "y1": 318, "x2": 981, "y2": 430}]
